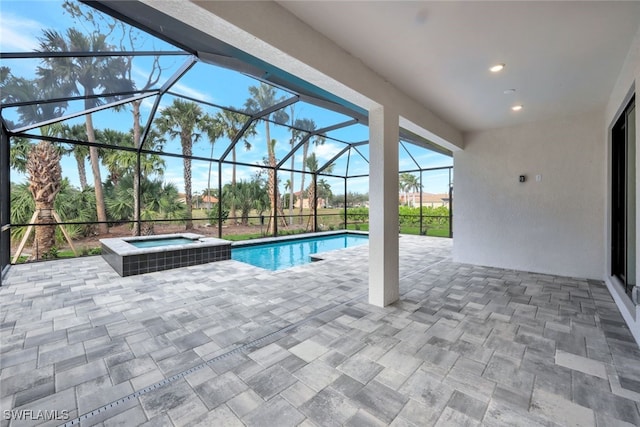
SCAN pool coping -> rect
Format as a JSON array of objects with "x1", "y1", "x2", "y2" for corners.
[{"x1": 100, "y1": 233, "x2": 230, "y2": 256}]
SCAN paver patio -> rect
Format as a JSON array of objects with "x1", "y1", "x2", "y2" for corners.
[{"x1": 1, "y1": 235, "x2": 639, "y2": 426}]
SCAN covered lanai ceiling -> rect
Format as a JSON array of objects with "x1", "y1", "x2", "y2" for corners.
[
  {"x1": 277, "y1": 1, "x2": 640, "y2": 132},
  {"x1": 92, "y1": 0, "x2": 640, "y2": 135}
]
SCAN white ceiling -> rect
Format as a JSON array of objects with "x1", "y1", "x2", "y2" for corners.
[{"x1": 277, "y1": 1, "x2": 640, "y2": 132}]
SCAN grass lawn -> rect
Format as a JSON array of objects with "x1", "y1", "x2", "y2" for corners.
[
  {"x1": 14, "y1": 247, "x2": 101, "y2": 264},
  {"x1": 347, "y1": 223, "x2": 450, "y2": 237},
  {"x1": 13, "y1": 208, "x2": 449, "y2": 263}
]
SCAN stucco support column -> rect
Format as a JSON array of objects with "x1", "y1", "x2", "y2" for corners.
[{"x1": 369, "y1": 105, "x2": 399, "y2": 307}]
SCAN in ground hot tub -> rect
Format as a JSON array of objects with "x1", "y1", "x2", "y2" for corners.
[{"x1": 100, "y1": 233, "x2": 231, "y2": 276}]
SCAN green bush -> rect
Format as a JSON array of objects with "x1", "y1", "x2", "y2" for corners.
[
  {"x1": 207, "y1": 204, "x2": 229, "y2": 223},
  {"x1": 347, "y1": 207, "x2": 368, "y2": 223},
  {"x1": 41, "y1": 247, "x2": 59, "y2": 260}
]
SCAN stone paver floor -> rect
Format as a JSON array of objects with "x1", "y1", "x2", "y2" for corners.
[{"x1": 1, "y1": 235, "x2": 639, "y2": 426}]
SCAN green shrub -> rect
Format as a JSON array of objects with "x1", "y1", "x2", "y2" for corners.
[{"x1": 347, "y1": 207, "x2": 368, "y2": 223}]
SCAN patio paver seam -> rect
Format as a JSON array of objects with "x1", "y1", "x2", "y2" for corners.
[
  {"x1": 3, "y1": 237, "x2": 638, "y2": 426},
  {"x1": 57, "y1": 255, "x2": 449, "y2": 427},
  {"x1": 59, "y1": 292, "x2": 368, "y2": 426}
]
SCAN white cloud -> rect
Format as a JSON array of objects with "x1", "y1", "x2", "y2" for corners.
[
  {"x1": 233, "y1": 168, "x2": 254, "y2": 183},
  {"x1": 399, "y1": 157, "x2": 419, "y2": 170},
  {"x1": 346, "y1": 176, "x2": 369, "y2": 194},
  {"x1": 0, "y1": 13, "x2": 41, "y2": 51},
  {"x1": 162, "y1": 169, "x2": 184, "y2": 191},
  {"x1": 314, "y1": 141, "x2": 342, "y2": 161},
  {"x1": 140, "y1": 98, "x2": 156, "y2": 112},
  {"x1": 170, "y1": 81, "x2": 214, "y2": 104}
]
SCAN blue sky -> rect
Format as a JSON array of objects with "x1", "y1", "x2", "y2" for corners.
[{"x1": 1, "y1": 0, "x2": 453, "y2": 197}]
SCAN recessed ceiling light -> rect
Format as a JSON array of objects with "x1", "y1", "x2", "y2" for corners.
[
  {"x1": 512, "y1": 105, "x2": 523, "y2": 111},
  {"x1": 490, "y1": 64, "x2": 505, "y2": 73},
  {"x1": 504, "y1": 89, "x2": 516, "y2": 94}
]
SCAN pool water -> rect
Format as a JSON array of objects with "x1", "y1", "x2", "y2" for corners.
[
  {"x1": 232, "y1": 234, "x2": 368, "y2": 270},
  {"x1": 127, "y1": 237, "x2": 197, "y2": 248}
]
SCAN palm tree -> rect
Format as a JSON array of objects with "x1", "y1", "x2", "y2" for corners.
[
  {"x1": 120, "y1": 86, "x2": 166, "y2": 234},
  {"x1": 37, "y1": 28, "x2": 134, "y2": 235},
  {"x1": 244, "y1": 83, "x2": 289, "y2": 234},
  {"x1": 399, "y1": 173, "x2": 413, "y2": 206},
  {"x1": 202, "y1": 115, "x2": 222, "y2": 219},
  {"x1": 283, "y1": 178, "x2": 292, "y2": 209},
  {"x1": 0, "y1": 74, "x2": 34, "y2": 173},
  {"x1": 96, "y1": 127, "x2": 165, "y2": 233},
  {"x1": 0, "y1": 70, "x2": 68, "y2": 143},
  {"x1": 59, "y1": 0, "x2": 163, "y2": 155},
  {"x1": 56, "y1": 124, "x2": 89, "y2": 190},
  {"x1": 134, "y1": 129, "x2": 165, "y2": 234},
  {"x1": 0, "y1": 66, "x2": 11, "y2": 95},
  {"x1": 61, "y1": 0, "x2": 168, "y2": 235},
  {"x1": 96, "y1": 129, "x2": 133, "y2": 186},
  {"x1": 10, "y1": 178, "x2": 97, "y2": 245},
  {"x1": 287, "y1": 105, "x2": 297, "y2": 225},
  {"x1": 154, "y1": 99, "x2": 213, "y2": 230},
  {"x1": 410, "y1": 176, "x2": 422, "y2": 207},
  {"x1": 8, "y1": 137, "x2": 32, "y2": 174},
  {"x1": 399, "y1": 173, "x2": 420, "y2": 207},
  {"x1": 26, "y1": 141, "x2": 62, "y2": 259},
  {"x1": 295, "y1": 118, "x2": 325, "y2": 222},
  {"x1": 1, "y1": 70, "x2": 69, "y2": 256},
  {"x1": 317, "y1": 179, "x2": 333, "y2": 208},
  {"x1": 305, "y1": 152, "x2": 334, "y2": 229},
  {"x1": 105, "y1": 176, "x2": 184, "y2": 235},
  {"x1": 212, "y1": 109, "x2": 256, "y2": 222},
  {"x1": 221, "y1": 173, "x2": 269, "y2": 227}
]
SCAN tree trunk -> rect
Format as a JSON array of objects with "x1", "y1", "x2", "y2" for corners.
[
  {"x1": 289, "y1": 155, "x2": 294, "y2": 225},
  {"x1": 27, "y1": 141, "x2": 62, "y2": 260},
  {"x1": 308, "y1": 179, "x2": 315, "y2": 231},
  {"x1": 206, "y1": 135, "x2": 215, "y2": 226},
  {"x1": 132, "y1": 100, "x2": 142, "y2": 236},
  {"x1": 34, "y1": 204, "x2": 56, "y2": 258},
  {"x1": 85, "y1": 112, "x2": 109, "y2": 234},
  {"x1": 267, "y1": 156, "x2": 277, "y2": 235},
  {"x1": 265, "y1": 122, "x2": 276, "y2": 235},
  {"x1": 182, "y1": 135, "x2": 193, "y2": 230},
  {"x1": 75, "y1": 151, "x2": 88, "y2": 190},
  {"x1": 299, "y1": 142, "x2": 309, "y2": 223},
  {"x1": 230, "y1": 147, "x2": 237, "y2": 222},
  {"x1": 132, "y1": 160, "x2": 141, "y2": 236}
]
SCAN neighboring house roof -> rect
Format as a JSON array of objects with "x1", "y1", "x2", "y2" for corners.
[{"x1": 201, "y1": 195, "x2": 218, "y2": 203}]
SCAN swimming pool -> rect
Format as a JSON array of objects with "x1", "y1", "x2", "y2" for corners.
[
  {"x1": 127, "y1": 237, "x2": 197, "y2": 248},
  {"x1": 232, "y1": 233, "x2": 368, "y2": 270}
]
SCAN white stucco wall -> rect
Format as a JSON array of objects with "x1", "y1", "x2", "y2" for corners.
[{"x1": 454, "y1": 110, "x2": 605, "y2": 279}]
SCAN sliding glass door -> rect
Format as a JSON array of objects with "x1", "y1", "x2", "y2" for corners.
[{"x1": 612, "y1": 96, "x2": 636, "y2": 298}]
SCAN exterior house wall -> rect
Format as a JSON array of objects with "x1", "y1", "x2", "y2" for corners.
[
  {"x1": 604, "y1": 25, "x2": 640, "y2": 345},
  {"x1": 293, "y1": 197, "x2": 326, "y2": 209},
  {"x1": 399, "y1": 193, "x2": 450, "y2": 208},
  {"x1": 453, "y1": 109, "x2": 605, "y2": 280}
]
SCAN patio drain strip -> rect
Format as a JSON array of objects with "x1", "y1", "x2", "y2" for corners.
[
  {"x1": 60, "y1": 295, "x2": 368, "y2": 426},
  {"x1": 60, "y1": 257, "x2": 446, "y2": 427}
]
